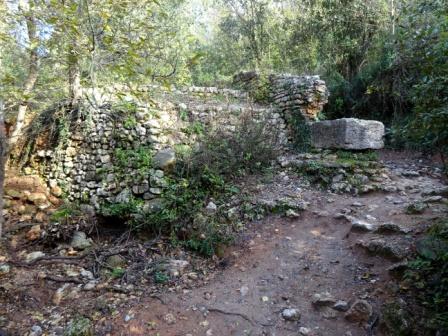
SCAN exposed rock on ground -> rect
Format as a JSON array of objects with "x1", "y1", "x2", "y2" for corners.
[{"x1": 0, "y1": 150, "x2": 446, "y2": 335}]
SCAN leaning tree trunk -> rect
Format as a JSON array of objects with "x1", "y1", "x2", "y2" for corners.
[
  {"x1": 68, "y1": 49, "x2": 81, "y2": 106},
  {"x1": 9, "y1": 0, "x2": 38, "y2": 149},
  {"x1": 0, "y1": 101, "x2": 6, "y2": 238}
]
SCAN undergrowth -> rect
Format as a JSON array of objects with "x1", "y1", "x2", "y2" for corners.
[
  {"x1": 383, "y1": 218, "x2": 448, "y2": 335},
  {"x1": 404, "y1": 219, "x2": 448, "y2": 333},
  {"x1": 98, "y1": 110, "x2": 277, "y2": 256}
]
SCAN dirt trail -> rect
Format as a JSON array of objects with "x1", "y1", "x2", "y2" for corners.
[
  {"x1": 108, "y1": 161, "x2": 446, "y2": 336},
  {"x1": 1, "y1": 153, "x2": 446, "y2": 336}
]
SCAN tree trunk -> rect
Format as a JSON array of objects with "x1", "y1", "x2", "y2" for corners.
[
  {"x1": 68, "y1": 53, "x2": 82, "y2": 106},
  {"x1": 9, "y1": 0, "x2": 38, "y2": 148},
  {"x1": 68, "y1": 1, "x2": 82, "y2": 107},
  {"x1": 0, "y1": 101, "x2": 6, "y2": 238}
]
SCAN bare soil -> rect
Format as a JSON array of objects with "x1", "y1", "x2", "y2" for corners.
[{"x1": 1, "y1": 152, "x2": 447, "y2": 336}]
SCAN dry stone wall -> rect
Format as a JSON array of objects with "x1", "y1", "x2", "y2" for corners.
[
  {"x1": 269, "y1": 75, "x2": 329, "y2": 120},
  {"x1": 17, "y1": 75, "x2": 328, "y2": 213},
  {"x1": 233, "y1": 72, "x2": 329, "y2": 120},
  {"x1": 26, "y1": 92, "x2": 286, "y2": 211}
]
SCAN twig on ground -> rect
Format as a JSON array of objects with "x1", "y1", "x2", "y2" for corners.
[
  {"x1": 43, "y1": 275, "x2": 85, "y2": 284},
  {"x1": 205, "y1": 306, "x2": 254, "y2": 325}
]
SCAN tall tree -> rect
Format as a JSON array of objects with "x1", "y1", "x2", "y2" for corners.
[
  {"x1": 9, "y1": 0, "x2": 39, "y2": 148},
  {"x1": 0, "y1": 101, "x2": 5, "y2": 238}
]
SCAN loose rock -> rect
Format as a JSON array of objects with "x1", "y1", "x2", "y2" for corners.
[
  {"x1": 345, "y1": 300, "x2": 373, "y2": 323},
  {"x1": 333, "y1": 300, "x2": 349, "y2": 312},
  {"x1": 281, "y1": 308, "x2": 301, "y2": 321},
  {"x1": 26, "y1": 251, "x2": 46, "y2": 263},
  {"x1": 70, "y1": 231, "x2": 93, "y2": 250},
  {"x1": 312, "y1": 292, "x2": 336, "y2": 307},
  {"x1": 0, "y1": 264, "x2": 10, "y2": 277}
]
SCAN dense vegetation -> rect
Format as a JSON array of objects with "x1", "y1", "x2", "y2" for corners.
[
  {"x1": 1, "y1": 0, "x2": 447, "y2": 160},
  {"x1": 0, "y1": 2, "x2": 446, "y2": 333}
]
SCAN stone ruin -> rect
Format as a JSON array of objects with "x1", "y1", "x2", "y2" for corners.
[
  {"x1": 233, "y1": 72, "x2": 329, "y2": 120},
  {"x1": 269, "y1": 74, "x2": 329, "y2": 120},
  {"x1": 3, "y1": 72, "x2": 385, "y2": 221}
]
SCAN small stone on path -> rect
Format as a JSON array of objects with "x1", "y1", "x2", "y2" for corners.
[{"x1": 281, "y1": 308, "x2": 301, "y2": 321}]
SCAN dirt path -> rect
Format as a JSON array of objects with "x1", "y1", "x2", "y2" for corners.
[
  {"x1": 1, "y1": 153, "x2": 446, "y2": 336},
  {"x1": 107, "y1": 163, "x2": 447, "y2": 336}
]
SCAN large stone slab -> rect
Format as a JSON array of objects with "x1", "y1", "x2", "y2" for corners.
[{"x1": 310, "y1": 118, "x2": 385, "y2": 150}]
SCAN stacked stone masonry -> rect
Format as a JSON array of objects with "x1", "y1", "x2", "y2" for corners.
[
  {"x1": 24, "y1": 74, "x2": 328, "y2": 211},
  {"x1": 269, "y1": 74, "x2": 329, "y2": 120}
]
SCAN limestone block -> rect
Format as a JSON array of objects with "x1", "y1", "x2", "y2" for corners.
[{"x1": 310, "y1": 118, "x2": 385, "y2": 150}]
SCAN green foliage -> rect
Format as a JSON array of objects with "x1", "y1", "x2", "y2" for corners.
[
  {"x1": 50, "y1": 202, "x2": 81, "y2": 223},
  {"x1": 381, "y1": 302, "x2": 414, "y2": 336},
  {"x1": 100, "y1": 196, "x2": 143, "y2": 220},
  {"x1": 297, "y1": 160, "x2": 335, "y2": 187},
  {"x1": 182, "y1": 121, "x2": 205, "y2": 136},
  {"x1": 113, "y1": 146, "x2": 153, "y2": 177},
  {"x1": 187, "y1": 111, "x2": 277, "y2": 178},
  {"x1": 285, "y1": 111, "x2": 311, "y2": 152},
  {"x1": 405, "y1": 202, "x2": 428, "y2": 215},
  {"x1": 396, "y1": 0, "x2": 448, "y2": 156},
  {"x1": 63, "y1": 316, "x2": 93, "y2": 336},
  {"x1": 123, "y1": 116, "x2": 138, "y2": 129},
  {"x1": 252, "y1": 74, "x2": 272, "y2": 103},
  {"x1": 112, "y1": 101, "x2": 138, "y2": 114},
  {"x1": 109, "y1": 267, "x2": 126, "y2": 279},
  {"x1": 296, "y1": 151, "x2": 379, "y2": 189},
  {"x1": 123, "y1": 112, "x2": 275, "y2": 256},
  {"x1": 405, "y1": 219, "x2": 448, "y2": 332},
  {"x1": 335, "y1": 150, "x2": 379, "y2": 163},
  {"x1": 154, "y1": 271, "x2": 169, "y2": 284}
]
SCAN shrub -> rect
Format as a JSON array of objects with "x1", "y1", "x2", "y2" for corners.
[
  {"x1": 185, "y1": 110, "x2": 278, "y2": 179},
  {"x1": 114, "y1": 146, "x2": 153, "y2": 173},
  {"x1": 132, "y1": 109, "x2": 278, "y2": 255},
  {"x1": 405, "y1": 219, "x2": 448, "y2": 332},
  {"x1": 63, "y1": 316, "x2": 93, "y2": 336},
  {"x1": 284, "y1": 111, "x2": 311, "y2": 152},
  {"x1": 50, "y1": 202, "x2": 81, "y2": 223},
  {"x1": 251, "y1": 74, "x2": 272, "y2": 104}
]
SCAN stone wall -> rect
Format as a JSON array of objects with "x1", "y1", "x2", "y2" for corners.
[
  {"x1": 233, "y1": 72, "x2": 329, "y2": 120},
  {"x1": 269, "y1": 75, "x2": 329, "y2": 120},
  {"x1": 11, "y1": 74, "x2": 328, "y2": 215},
  {"x1": 25, "y1": 90, "x2": 287, "y2": 211}
]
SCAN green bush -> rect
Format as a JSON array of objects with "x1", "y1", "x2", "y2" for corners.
[
  {"x1": 50, "y1": 202, "x2": 81, "y2": 223},
  {"x1": 131, "y1": 110, "x2": 277, "y2": 255},
  {"x1": 100, "y1": 196, "x2": 143, "y2": 221},
  {"x1": 284, "y1": 111, "x2": 311, "y2": 152},
  {"x1": 251, "y1": 74, "x2": 272, "y2": 104},
  {"x1": 63, "y1": 316, "x2": 93, "y2": 336},
  {"x1": 185, "y1": 111, "x2": 278, "y2": 179},
  {"x1": 405, "y1": 219, "x2": 448, "y2": 332}
]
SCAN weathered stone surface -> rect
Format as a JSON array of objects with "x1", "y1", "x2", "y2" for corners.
[
  {"x1": 26, "y1": 251, "x2": 46, "y2": 263},
  {"x1": 312, "y1": 292, "x2": 336, "y2": 307},
  {"x1": 357, "y1": 239, "x2": 408, "y2": 261},
  {"x1": 11, "y1": 76, "x2": 323, "y2": 216},
  {"x1": 270, "y1": 74, "x2": 329, "y2": 120},
  {"x1": 281, "y1": 308, "x2": 301, "y2": 321},
  {"x1": 345, "y1": 300, "x2": 373, "y2": 323},
  {"x1": 310, "y1": 118, "x2": 385, "y2": 150},
  {"x1": 0, "y1": 264, "x2": 11, "y2": 277},
  {"x1": 153, "y1": 148, "x2": 176, "y2": 170},
  {"x1": 71, "y1": 231, "x2": 93, "y2": 250}
]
